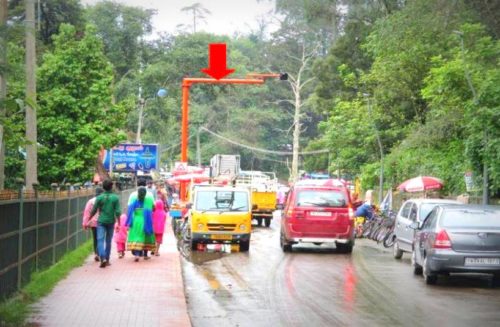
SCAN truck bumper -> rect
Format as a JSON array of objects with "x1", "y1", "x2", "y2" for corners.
[{"x1": 192, "y1": 232, "x2": 251, "y2": 244}]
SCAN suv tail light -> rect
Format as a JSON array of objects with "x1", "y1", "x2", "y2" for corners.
[
  {"x1": 433, "y1": 230, "x2": 452, "y2": 249},
  {"x1": 287, "y1": 209, "x2": 304, "y2": 219}
]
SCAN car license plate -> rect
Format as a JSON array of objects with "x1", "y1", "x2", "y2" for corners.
[
  {"x1": 310, "y1": 211, "x2": 331, "y2": 217},
  {"x1": 464, "y1": 258, "x2": 500, "y2": 266},
  {"x1": 211, "y1": 234, "x2": 232, "y2": 240}
]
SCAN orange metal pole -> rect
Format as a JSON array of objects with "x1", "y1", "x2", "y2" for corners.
[{"x1": 181, "y1": 81, "x2": 191, "y2": 162}]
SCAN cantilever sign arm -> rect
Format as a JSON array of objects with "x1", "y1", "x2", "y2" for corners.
[{"x1": 178, "y1": 74, "x2": 286, "y2": 201}]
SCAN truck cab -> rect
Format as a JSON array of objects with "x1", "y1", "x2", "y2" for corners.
[
  {"x1": 188, "y1": 186, "x2": 252, "y2": 251},
  {"x1": 235, "y1": 171, "x2": 278, "y2": 227}
]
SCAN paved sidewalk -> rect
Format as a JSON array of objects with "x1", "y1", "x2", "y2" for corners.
[{"x1": 28, "y1": 217, "x2": 191, "y2": 327}]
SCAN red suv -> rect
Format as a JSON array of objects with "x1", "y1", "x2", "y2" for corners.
[{"x1": 280, "y1": 179, "x2": 355, "y2": 253}]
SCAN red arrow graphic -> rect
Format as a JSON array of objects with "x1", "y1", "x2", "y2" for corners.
[{"x1": 201, "y1": 43, "x2": 235, "y2": 80}]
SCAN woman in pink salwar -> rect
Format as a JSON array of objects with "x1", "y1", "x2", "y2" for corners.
[
  {"x1": 82, "y1": 187, "x2": 104, "y2": 262},
  {"x1": 114, "y1": 214, "x2": 129, "y2": 258},
  {"x1": 152, "y1": 200, "x2": 167, "y2": 256}
]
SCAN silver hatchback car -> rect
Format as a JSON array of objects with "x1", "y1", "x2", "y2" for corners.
[
  {"x1": 393, "y1": 198, "x2": 460, "y2": 259},
  {"x1": 411, "y1": 204, "x2": 500, "y2": 285}
]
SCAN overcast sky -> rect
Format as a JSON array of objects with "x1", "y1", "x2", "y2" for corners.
[{"x1": 81, "y1": 0, "x2": 278, "y2": 37}]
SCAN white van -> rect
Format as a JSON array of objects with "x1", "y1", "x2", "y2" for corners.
[{"x1": 393, "y1": 198, "x2": 460, "y2": 259}]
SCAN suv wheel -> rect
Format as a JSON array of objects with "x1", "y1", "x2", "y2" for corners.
[
  {"x1": 393, "y1": 241, "x2": 403, "y2": 259},
  {"x1": 336, "y1": 242, "x2": 353, "y2": 254},
  {"x1": 280, "y1": 230, "x2": 292, "y2": 252}
]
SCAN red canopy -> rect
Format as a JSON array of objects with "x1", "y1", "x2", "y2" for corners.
[
  {"x1": 172, "y1": 165, "x2": 204, "y2": 176},
  {"x1": 172, "y1": 173, "x2": 210, "y2": 183},
  {"x1": 398, "y1": 176, "x2": 443, "y2": 193}
]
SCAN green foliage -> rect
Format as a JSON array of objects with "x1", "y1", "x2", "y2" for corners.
[
  {"x1": 308, "y1": 0, "x2": 500, "y2": 198},
  {"x1": 3, "y1": 42, "x2": 27, "y2": 189},
  {"x1": 422, "y1": 23, "x2": 500, "y2": 194},
  {"x1": 37, "y1": 24, "x2": 127, "y2": 185},
  {"x1": 85, "y1": 1, "x2": 155, "y2": 78}
]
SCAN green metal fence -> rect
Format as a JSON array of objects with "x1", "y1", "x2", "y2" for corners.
[{"x1": 0, "y1": 188, "x2": 133, "y2": 299}]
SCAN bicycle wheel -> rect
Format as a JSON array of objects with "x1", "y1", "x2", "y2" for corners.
[{"x1": 383, "y1": 231, "x2": 395, "y2": 248}]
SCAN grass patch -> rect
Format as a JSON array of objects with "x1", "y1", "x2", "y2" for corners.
[{"x1": 0, "y1": 241, "x2": 93, "y2": 327}]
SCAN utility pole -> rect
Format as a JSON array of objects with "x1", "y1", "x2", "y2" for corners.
[
  {"x1": 455, "y1": 30, "x2": 488, "y2": 204},
  {"x1": 0, "y1": 0, "x2": 7, "y2": 190},
  {"x1": 136, "y1": 98, "x2": 145, "y2": 144},
  {"x1": 196, "y1": 126, "x2": 201, "y2": 167},
  {"x1": 364, "y1": 94, "x2": 384, "y2": 204},
  {"x1": 25, "y1": 0, "x2": 38, "y2": 190}
]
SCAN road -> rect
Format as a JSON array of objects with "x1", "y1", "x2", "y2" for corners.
[{"x1": 181, "y1": 212, "x2": 500, "y2": 327}]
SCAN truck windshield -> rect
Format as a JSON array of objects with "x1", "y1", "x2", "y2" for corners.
[{"x1": 195, "y1": 190, "x2": 249, "y2": 211}]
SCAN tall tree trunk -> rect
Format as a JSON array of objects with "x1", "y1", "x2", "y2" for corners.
[
  {"x1": 0, "y1": 0, "x2": 7, "y2": 190},
  {"x1": 25, "y1": 0, "x2": 38, "y2": 190},
  {"x1": 291, "y1": 84, "x2": 301, "y2": 182}
]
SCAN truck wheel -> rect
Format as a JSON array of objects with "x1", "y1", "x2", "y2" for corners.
[
  {"x1": 239, "y1": 240, "x2": 250, "y2": 252},
  {"x1": 264, "y1": 218, "x2": 271, "y2": 227},
  {"x1": 190, "y1": 240, "x2": 198, "y2": 251},
  {"x1": 256, "y1": 218, "x2": 263, "y2": 226}
]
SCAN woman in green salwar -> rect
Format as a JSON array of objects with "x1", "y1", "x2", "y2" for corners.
[{"x1": 126, "y1": 187, "x2": 156, "y2": 261}]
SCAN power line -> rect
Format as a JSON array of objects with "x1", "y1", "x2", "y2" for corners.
[{"x1": 200, "y1": 127, "x2": 329, "y2": 156}]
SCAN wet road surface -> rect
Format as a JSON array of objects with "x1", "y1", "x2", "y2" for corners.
[{"x1": 181, "y1": 212, "x2": 500, "y2": 327}]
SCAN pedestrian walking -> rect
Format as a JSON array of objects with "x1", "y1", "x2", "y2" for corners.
[
  {"x1": 151, "y1": 199, "x2": 167, "y2": 256},
  {"x1": 90, "y1": 179, "x2": 122, "y2": 268},
  {"x1": 126, "y1": 187, "x2": 156, "y2": 262},
  {"x1": 128, "y1": 178, "x2": 156, "y2": 258},
  {"x1": 146, "y1": 179, "x2": 157, "y2": 200},
  {"x1": 82, "y1": 187, "x2": 104, "y2": 262},
  {"x1": 114, "y1": 213, "x2": 129, "y2": 259}
]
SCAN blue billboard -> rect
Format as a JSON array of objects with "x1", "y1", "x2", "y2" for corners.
[{"x1": 103, "y1": 143, "x2": 158, "y2": 173}]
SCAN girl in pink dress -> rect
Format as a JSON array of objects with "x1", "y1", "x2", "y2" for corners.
[
  {"x1": 114, "y1": 214, "x2": 129, "y2": 258},
  {"x1": 152, "y1": 200, "x2": 167, "y2": 256}
]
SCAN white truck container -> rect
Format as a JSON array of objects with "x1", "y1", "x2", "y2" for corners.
[{"x1": 210, "y1": 154, "x2": 241, "y2": 179}]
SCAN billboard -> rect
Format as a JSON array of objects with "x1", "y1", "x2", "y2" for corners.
[{"x1": 103, "y1": 143, "x2": 158, "y2": 173}]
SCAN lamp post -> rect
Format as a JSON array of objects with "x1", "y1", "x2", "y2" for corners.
[
  {"x1": 136, "y1": 88, "x2": 168, "y2": 144},
  {"x1": 363, "y1": 93, "x2": 384, "y2": 204}
]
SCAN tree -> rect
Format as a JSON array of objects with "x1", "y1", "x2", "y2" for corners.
[
  {"x1": 180, "y1": 3, "x2": 211, "y2": 33},
  {"x1": 8, "y1": 0, "x2": 85, "y2": 45},
  {"x1": 85, "y1": 1, "x2": 155, "y2": 78},
  {"x1": 37, "y1": 24, "x2": 127, "y2": 185},
  {"x1": 25, "y1": 0, "x2": 37, "y2": 190},
  {"x1": 0, "y1": 0, "x2": 7, "y2": 189}
]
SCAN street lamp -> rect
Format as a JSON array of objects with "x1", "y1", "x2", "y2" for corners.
[
  {"x1": 136, "y1": 88, "x2": 168, "y2": 144},
  {"x1": 363, "y1": 93, "x2": 384, "y2": 204}
]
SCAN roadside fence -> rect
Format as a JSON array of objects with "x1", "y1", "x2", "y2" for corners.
[{"x1": 0, "y1": 187, "x2": 133, "y2": 299}]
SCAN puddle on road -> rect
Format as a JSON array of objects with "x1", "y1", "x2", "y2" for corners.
[{"x1": 178, "y1": 240, "x2": 230, "y2": 264}]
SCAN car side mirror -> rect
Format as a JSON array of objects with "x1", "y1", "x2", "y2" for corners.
[
  {"x1": 409, "y1": 221, "x2": 419, "y2": 230},
  {"x1": 252, "y1": 204, "x2": 258, "y2": 210}
]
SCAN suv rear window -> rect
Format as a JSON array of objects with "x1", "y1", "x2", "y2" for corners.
[{"x1": 296, "y1": 190, "x2": 346, "y2": 208}]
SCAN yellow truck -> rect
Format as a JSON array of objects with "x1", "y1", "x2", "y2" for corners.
[
  {"x1": 235, "y1": 171, "x2": 278, "y2": 227},
  {"x1": 188, "y1": 185, "x2": 252, "y2": 251}
]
